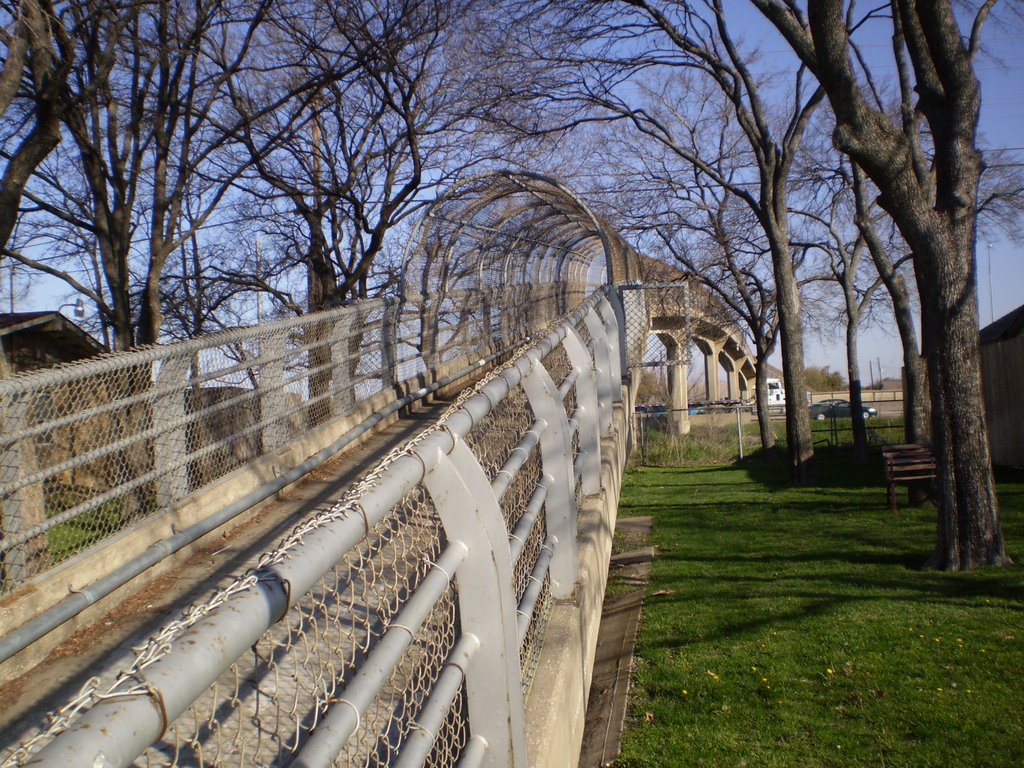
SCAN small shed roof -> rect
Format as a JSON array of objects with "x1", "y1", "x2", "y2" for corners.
[
  {"x1": 0, "y1": 311, "x2": 106, "y2": 364},
  {"x1": 980, "y1": 304, "x2": 1024, "y2": 345}
]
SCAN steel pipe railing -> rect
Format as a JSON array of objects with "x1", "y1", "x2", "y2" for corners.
[{"x1": 6, "y1": 287, "x2": 628, "y2": 768}]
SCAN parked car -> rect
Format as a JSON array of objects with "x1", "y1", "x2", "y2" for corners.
[
  {"x1": 636, "y1": 403, "x2": 668, "y2": 415},
  {"x1": 808, "y1": 398, "x2": 878, "y2": 420}
]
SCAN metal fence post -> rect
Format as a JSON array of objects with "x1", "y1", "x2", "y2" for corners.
[
  {"x1": 561, "y1": 327, "x2": 600, "y2": 495},
  {"x1": 152, "y1": 354, "x2": 193, "y2": 507},
  {"x1": 736, "y1": 404, "x2": 745, "y2": 460},
  {"x1": 259, "y1": 328, "x2": 291, "y2": 452},
  {"x1": 418, "y1": 439, "x2": 528, "y2": 768},
  {"x1": 583, "y1": 306, "x2": 614, "y2": 437},
  {"x1": 520, "y1": 359, "x2": 578, "y2": 599},
  {"x1": 0, "y1": 394, "x2": 43, "y2": 586},
  {"x1": 329, "y1": 311, "x2": 355, "y2": 417},
  {"x1": 600, "y1": 290, "x2": 626, "y2": 390}
]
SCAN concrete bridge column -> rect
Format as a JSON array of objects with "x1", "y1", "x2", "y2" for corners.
[
  {"x1": 658, "y1": 333, "x2": 690, "y2": 436},
  {"x1": 737, "y1": 369, "x2": 751, "y2": 402},
  {"x1": 722, "y1": 353, "x2": 739, "y2": 400},
  {"x1": 695, "y1": 338, "x2": 723, "y2": 401}
]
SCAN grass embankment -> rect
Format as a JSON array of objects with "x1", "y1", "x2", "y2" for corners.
[{"x1": 615, "y1": 458, "x2": 1024, "y2": 768}]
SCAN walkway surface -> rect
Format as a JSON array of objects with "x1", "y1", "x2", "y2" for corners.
[
  {"x1": 579, "y1": 516, "x2": 653, "y2": 767},
  {"x1": 1, "y1": 404, "x2": 650, "y2": 768},
  {"x1": 0, "y1": 403, "x2": 449, "y2": 756}
]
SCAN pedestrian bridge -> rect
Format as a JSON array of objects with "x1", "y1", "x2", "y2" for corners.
[{"x1": 0, "y1": 172, "x2": 753, "y2": 768}]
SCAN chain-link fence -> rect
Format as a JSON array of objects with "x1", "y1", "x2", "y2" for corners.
[
  {"x1": 633, "y1": 404, "x2": 776, "y2": 466},
  {"x1": 0, "y1": 284, "x2": 582, "y2": 597},
  {"x1": 2, "y1": 289, "x2": 624, "y2": 768},
  {"x1": 633, "y1": 396, "x2": 908, "y2": 467}
]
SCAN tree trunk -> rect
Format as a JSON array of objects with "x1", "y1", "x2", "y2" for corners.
[
  {"x1": 845, "y1": 316, "x2": 867, "y2": 463},
  {"x1": 914, "y1": 227, "x2": 1008, "y2": 568},
  {"x1": 874, "y1": 263, "x2": 930, "y2": 447},
  {"x1": 0, "y1": 105, "x2": 62, "y2": 257},
  {"x1": 753, "y1": 355, "x2": 778, "y2": 456},
  {"x1": 770, "y1": 237, "x2": 815, "y2": 483},
  {"x1": 853, "y1": 166, "x2": 931, "y2": 448},
  {"x1": 136, "y1": 258, "x2": 166, "y2": 346},
  {"x1": 305, "y1": 234, "x2": 340, "y2": 427}
]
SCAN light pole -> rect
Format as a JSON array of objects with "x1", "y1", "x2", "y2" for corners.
[
  {"x1": 58, "y1": 298, "x2": 86, "y2": 319},
  {"x1": 986, "y1": 242, "x2": 995, "y2": 325}
]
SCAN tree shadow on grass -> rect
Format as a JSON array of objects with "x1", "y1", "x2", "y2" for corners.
[
  {"x1": 639, "y1": 557, "x2": 1024, "y2": 653},
  {"x1": 621, "y1": 462, "x2": 1024, "y2": 669}
]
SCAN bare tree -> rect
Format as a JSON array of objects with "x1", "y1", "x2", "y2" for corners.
[
  {"x1": 516, "y1": 0, "x2": 823, "y2": 481},
  {"x1": 231, "y1": 0, "x2": 503, "y2": 313},
  {"x1": 752, "y1": 0, "x2": 1009, "y2": 568},
  {"x1": 793, "y1": 157, "x2": 886, "y2": 463},
  {"x1": 12, "y1": 0, "x2": 290, "y2": 349},
  {"x1": 605, "y1": 116, "x2": 783, "y2": 453},
  {"x1": 0, "y1": 0, "x2": 72, "y2": 257}
]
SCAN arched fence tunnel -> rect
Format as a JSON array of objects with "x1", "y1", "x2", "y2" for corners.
[{"x1": 0, "y1": 172, "x2": 752, "y2": 768}]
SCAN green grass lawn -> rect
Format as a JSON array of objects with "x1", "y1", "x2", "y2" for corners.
[{"x1": 615, "y1": 457, "x2": 1024, "y2": 768}]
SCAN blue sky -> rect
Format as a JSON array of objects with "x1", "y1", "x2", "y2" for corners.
[{"x1": 8, "y1": 4, "x2": 1022, "y2": 382}]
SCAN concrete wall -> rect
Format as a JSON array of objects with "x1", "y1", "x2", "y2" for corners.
[
  {"x1": 981, "y1": 336, "x2": 1024, "y2": 467},
  {"x1": 525, "y1": 381, "x2": 634, "y2": 768}
]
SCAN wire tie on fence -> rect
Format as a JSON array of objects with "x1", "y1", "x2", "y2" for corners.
[
  {"x1": 407, "y1": 719, "x2": 434, "y2": 739},
  {"x1": 424, "y1": 556, "x2": 454, "y2": 584},
  {"x1": 278, "y1": 576, "x2": 292, "y2": 612},
  {"x1": 386, "y1": 622, "x2": 415, "y2": 639},
  {"x1": 527, "y1": 575, "x2": 543, "y2": 587},
  {"x1": 95, "y1": 680, "x2": 172, "y2": 736},
  {"x1": 439, "y1": 424, "x2": 460, "y2": 454},
  {"x1": 67, "y1": 583, "x2": 87, "y2": 597},
  {"x1": 509, "y1": 533, "x2": 523, "y2": 545},
  {"x1": 409, "y1": 446, "x2": 430, "y2": 477},
  {"x1": 351, "y1": 501, "x2": 372, "y2": 540},
  {"x1": 329, "y1": 697, "x2": 361, "y2": 733},
  {"x1": 479, "y1": 388, "x2": 497, "y2": 410}
]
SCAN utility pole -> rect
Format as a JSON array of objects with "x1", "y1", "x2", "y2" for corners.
[
  {"x1": 256, "y1": 239, "x2": 263, "y2": 325},
  {"x1": 987, "y1": 242, "x2": 995, "y2": 325}
]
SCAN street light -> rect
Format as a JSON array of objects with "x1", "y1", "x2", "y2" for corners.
[
  {"x1": 58, "y1": 298, "x2": 86, "y2": 319},
  {"x1": 986, "y1": 242, "x2": 995, "y2": 325}
]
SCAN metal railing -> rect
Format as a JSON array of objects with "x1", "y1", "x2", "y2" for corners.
[
  {"x1": 2, "y1": 288, "x2": 625, "y2": 768},
  {"x1": 0, "y1": 284, "x2": 582, "y2": 598}
]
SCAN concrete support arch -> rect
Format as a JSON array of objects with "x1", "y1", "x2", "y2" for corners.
[{"x1": 655, "y1": 332, "x2": 690, "y2": 436}]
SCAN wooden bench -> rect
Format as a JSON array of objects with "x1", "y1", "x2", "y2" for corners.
[{"x1": 882, "y1": 443, "x2": 937, "y2": 512}]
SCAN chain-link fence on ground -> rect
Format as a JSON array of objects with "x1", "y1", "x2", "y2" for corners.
[{"x1": 633, "y1": 397, "x2": 907, "y2": 467}]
